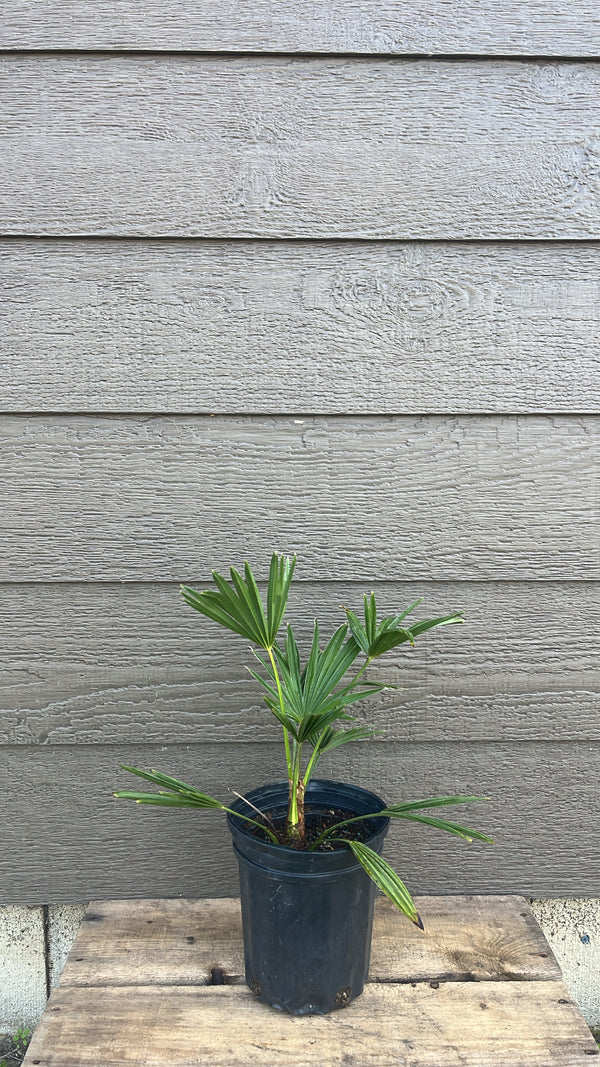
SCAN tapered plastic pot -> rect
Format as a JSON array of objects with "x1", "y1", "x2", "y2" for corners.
[{"x1": 226, "y1": 779, "x2": 390, "y2": 1015}]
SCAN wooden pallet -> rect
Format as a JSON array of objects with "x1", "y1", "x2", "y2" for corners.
[{"x1": 24, "y1": 896, "x2": 598, "y2": 1067}]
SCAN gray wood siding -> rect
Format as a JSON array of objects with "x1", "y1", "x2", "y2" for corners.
[
  {"x1": 2, "y1": 2, "x2": 600, "y2": 56},
  {"x1": 2, "y1": 7, "x2": 598, "y2": 904},
  {"x1": 2, "y1": 742, "x2": 599, "y2": 903},
  {"x1": 3, "y1": 57, "x2": 600, "y2": 238},
  {"x1": 2, "y1": 415, "x2": 597, "y2": 581},
  {"x1": 3, "y1": 240, "x2": 600, "y2": 414},
  {"x1": 2, "y1": 582, "x2": 598, "y2": 747}
]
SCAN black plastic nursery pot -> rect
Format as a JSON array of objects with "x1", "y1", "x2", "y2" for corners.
[{"x1": 226, "y1": 778, "x2": 390, "y2": 1016}]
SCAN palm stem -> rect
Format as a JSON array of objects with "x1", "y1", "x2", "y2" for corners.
[
  {"x1": 287, "y1": 741, "x2": 305, "y2": 841},
  {"x1": 267, "y1": 646, "x2": 293, "y2": 780},
  {"x1": 303, "y1": 741, "x2": 321, "y2": 786},
  {"x1": 350, "y1": 656, "x2": 372, "y2": 687}
]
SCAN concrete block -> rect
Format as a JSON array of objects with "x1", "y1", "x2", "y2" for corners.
[
  {"x1": 47, "y1": 904, "x2": 87, "y2": 987},
  {"x1": 0, "y1": 905, "x2": 46, "y2": 1033},
  {"x1": 531, "y1": 898, "x2": 600, "y2": 1027}
]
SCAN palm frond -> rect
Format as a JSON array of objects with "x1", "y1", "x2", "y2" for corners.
[
  {"x1": 339, "y1": 840, "x2": 423, "y2": 928},
  {"x1": 344, "y1": 594, "x2": 463, "y2": 661},
  {"x1": 116, "y1": 765, "x2": 224, "y2": 808},
  {"x1": 384, "y1": 810, "x2": 494, "y2": 844},
  {"x1": 181, "y1": 552, "x2": 295, "y2": 649}
]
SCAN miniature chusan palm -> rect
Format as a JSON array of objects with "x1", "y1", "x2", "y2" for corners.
[{"x1": 115, "y1": 553, "x2": 492, "y2": 927}]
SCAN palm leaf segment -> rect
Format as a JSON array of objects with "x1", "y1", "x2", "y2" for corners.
[
  {"x1": 249, "y1": 621, "x2": 383, "y2": 744},
  {"x1": 345, "y1": 593, "x2": 463, "y2": 659},
  {"x1": 114, "y1": 764, "x2": 225, "y2": 808},
  {"x1": 381, "y1": 797, "x2": 494, "y2": 844},
  {"x1": 312, "y1": 795, "x2": 494, "y2": 851},
  {"x1": 180, "y1": 553, "x2": 296, "y2": 650},
  {"x1": 113, "y1": 765, "x2": 278, "y2": 842},
  {"x1": 330, "y1": 796, "x2": 493, "y2": 926},
  {"x1": 341, "y1": 841, "x2": 423, "y2": 928}
]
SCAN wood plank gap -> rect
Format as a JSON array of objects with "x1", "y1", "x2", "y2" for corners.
[
  {"x1": 2, "y1": 410, "x2": 599, "y2": 418},
  {"x1": 4, "y1": 49, "x2": 600, "y2": 64},
  {"x1": 5, "y1": 233, "x2": 600, "y2": 245},
  {"x1": 3, "y1": 577, "x2": 598, "y2": 585},
  {"x1": 0, "y1": 577, "x2": 596, "y2": 585},
  {"x1": 5, "y1": 411, "x2": 600, "y2": 420}
]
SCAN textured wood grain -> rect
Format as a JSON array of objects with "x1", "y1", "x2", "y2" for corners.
[
  {"x1": 4, "y1": 57, "x2": 600, "y2": 237},
  {"x1": 4, "y1": 239, "x2": 600, "y2": 413},
  {"x1": 2, "y1": 415, "x2": 597, "y2": 581},
  {"x1": 23, "y1": 981, "x2": 598, "y2": 1067},
  {"x1": 3, "y1": 1, "x2": 600, "y2": 55},
  {"x1": 57, "y1": 896, "x2": 562, "y2": 987},
  {"x1": 1, "y1": 581, "x2": 598, "y2": 746},
  {"x1": 2, "y1": 741, "x2": 600, "y2": 902}
]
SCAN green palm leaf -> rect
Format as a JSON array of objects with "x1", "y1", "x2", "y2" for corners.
[
  {"x1": 115, "y1": 766, "x2": 278, "y2": 842},
  {"x1": 344, "y1": 608, "x2": 370, "y2": 655},
  {"x1": 382, "y1": 795, "x2": 488, "y2": 813},
  {"x1": 266, "y1": 553, "x2": 296, "y2": 642},
  {"x1": 344, "y1": 594, "x2": 463, "y2": 661},
  {"x1": 181, "y1": 553, "x2": 295, "y2": 649},
  {"x1": 295, "y1": 708, "x2": 356, "y2": 743},
  {"x1": 310, "y1": 725, "x2": 382, "y2": 755},
  {"x1": 408, "y1": 613, "x2": 464, "y2": 638},
  {"x1": 270, "y1": 621, "x2": 364, "y2": 728},
  {"x1": 339, "y1": 840, "x2": 423, "y2": 928},
  {"x1": 113, "y1": 790, "x2": 214, "y2": 808},
  {"x1": 116, "y1": 765, "x2": 225, "y2": 808},
  {"x1": 385, "y1": 810, "x2": 494, "y2": 844}
]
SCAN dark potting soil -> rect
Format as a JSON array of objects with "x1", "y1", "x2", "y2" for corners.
[{"x1": 244, "y1": 805, "x2": 380, "y2": 851}]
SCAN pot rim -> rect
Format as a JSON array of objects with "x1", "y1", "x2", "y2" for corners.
[{"x1": 226, "y1": 778, "x2": 390, "y2": 872}]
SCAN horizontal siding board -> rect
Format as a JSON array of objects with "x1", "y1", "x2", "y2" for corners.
[
  {"x1": 2, "y1": 2, "x2": 600, "y2": 55},
  {"x1": 4, "y1": 240, "x2": 600, "y2": 414},
  {"x1": 1, "y1": 581, "x2": 598, "y2": 746},
  {"x1": 2, "y1": 415, "x2": 598, "y2": 581},
  {"x1": 3, "y1": 57, "x2": 600, "y2": 237},
  {"x1": 1, "y1": 741, "x2": 598, "y2": 902}
]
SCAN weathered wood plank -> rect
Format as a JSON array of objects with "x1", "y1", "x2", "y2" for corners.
[
  {"x1": 3, "y1": 2, "x2": 600, "y2": 56},
  {"x1": 57, "y1": 896, "x2": 562, "y2": 987},
  {"x1": 2, "y1": 415, "x2": 598, "y2": 582},
  {"x1": 4, "y1": 240, "x2": 600, "y2": 413},
  {"x1": 2, "y1": 581, "x2": 598, "y2": 745},
  {"x1": 2, "y1": 741, "x2": 600, "y2": 902},
  {"x1": 23, "y1": 981, "x2": 598, "y2": 1067},
  {"x1": 3, "y1": 57, "x2": 600, "y2": 237}
]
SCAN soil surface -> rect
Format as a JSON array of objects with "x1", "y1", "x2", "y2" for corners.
[{"x1": 244, "y1": 804, "x2": 381, "y2": 850}]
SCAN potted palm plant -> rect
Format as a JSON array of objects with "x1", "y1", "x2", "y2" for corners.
[{"x1": 115, "y1": 553, "x2": 492, "y2": 1015}]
